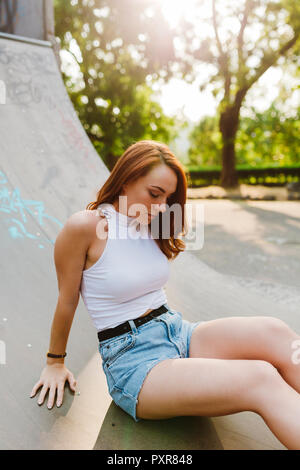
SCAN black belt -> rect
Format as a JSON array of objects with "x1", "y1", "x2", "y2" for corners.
[{"x1": 97, "y1": 304, "x2": 168, "y2": 342}]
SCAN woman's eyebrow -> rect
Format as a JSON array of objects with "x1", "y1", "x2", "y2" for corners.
[{"x1": 150, "y1": 185, "x2": 176, "y2": 194}]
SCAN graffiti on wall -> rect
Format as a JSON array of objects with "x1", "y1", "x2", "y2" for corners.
[{"x1": 0, "y1": 170, "x2": 63, "y2": 247}]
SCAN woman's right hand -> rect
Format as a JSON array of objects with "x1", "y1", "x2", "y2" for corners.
[{"x1": 30, "y1": 363, "x2": 77, "y2": 409}]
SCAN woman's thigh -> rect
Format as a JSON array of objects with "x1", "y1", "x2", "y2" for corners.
[
  {"x1": 188, "y1": 315, "x2": 297, "y2": 369},
  {"x1": 136, "y1": 356, "x2": 277, "y2": 420}
]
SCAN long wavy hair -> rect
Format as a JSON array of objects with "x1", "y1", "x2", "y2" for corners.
[{"x1": 86, "y1": 140, "x2": 189, "y2": 260}]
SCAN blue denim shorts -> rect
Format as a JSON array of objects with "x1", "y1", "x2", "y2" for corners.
[{"x1": 98, "y1": 303, "x2": 203, "y2": 422}]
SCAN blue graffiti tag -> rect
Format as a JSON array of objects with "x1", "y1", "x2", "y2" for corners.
[{"x1": 0, "y1": 170, "x2": 63, "y2": 247}]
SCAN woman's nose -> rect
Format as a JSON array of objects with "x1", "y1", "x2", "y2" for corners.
[
  {"x1": 161, "y1": 203, "x2": 168, "y2": 212},
  {"x1": 155, "y1": 203, "x2": 167, "y2": 214}
]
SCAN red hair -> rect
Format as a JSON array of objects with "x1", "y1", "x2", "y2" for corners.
[{"x1": 86, "y1": 140, "x2": 189, "y2": 260}]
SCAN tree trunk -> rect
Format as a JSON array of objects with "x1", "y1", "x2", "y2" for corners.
[{"x1": 219, "y1": 105, "x2": 240, "y2": 188}]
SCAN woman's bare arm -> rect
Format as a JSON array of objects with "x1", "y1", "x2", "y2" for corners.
[
  {"x1": 30, "y1": 210, "x2": 93, "y2": 407},
  {"x1": 47, "y1": 211, "x2": 92, "y2": 362}
]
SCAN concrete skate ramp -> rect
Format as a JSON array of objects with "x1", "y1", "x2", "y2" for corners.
[
  {"x1": 0, "y1": 32, "x2": 297, "y2": 450},
  {"x1": 0, "y1": 33, "x2": 112, "y2": 450},
  {"x1": 0, "y1": 32, "x2": 222, "y2": 451}
]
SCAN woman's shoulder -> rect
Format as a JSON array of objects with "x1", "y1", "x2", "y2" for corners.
[
  {"x1": 54, "y1": 209, "x2": 109, "y2": 260},
  {"x1": 65, "y1": 209, "x2": 108, "y2": 237}
]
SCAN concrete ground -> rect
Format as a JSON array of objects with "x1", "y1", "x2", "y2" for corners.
[{"x1": 187, "y1": 197, "x2": 300, "y2": 314}]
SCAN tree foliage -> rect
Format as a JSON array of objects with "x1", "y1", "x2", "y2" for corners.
[
  {"x1": 188, "y1": 102, "x2": 300, "y2": 167},
  {"x1": 177, "y1": 0, "x2": 300, "y2": 186},
  {"x1": 53, "y1": 0, "x2": 300, "y2": 181},
  {"x1": 53, "y1": 0, "x2": 180, "y2": 169}
]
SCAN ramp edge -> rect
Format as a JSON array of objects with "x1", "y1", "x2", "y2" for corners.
[{"x1": 0, "y1": 32, "x2": 52, "y2": 48}]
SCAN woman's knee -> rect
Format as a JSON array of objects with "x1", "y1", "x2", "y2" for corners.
[
  {"x1": 260, "y1": 316, "x2": 291, "y2": 337},
  {"x1": 246, "y1": 360, "x2": 283, "y2": 412},
  {"x1": 258, "y1": 316, "x2": 298, "y2": 369}
]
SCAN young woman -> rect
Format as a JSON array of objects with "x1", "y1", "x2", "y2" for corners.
[{"x1": 30, "y1": 140, "x2": 300, "y2": 449}]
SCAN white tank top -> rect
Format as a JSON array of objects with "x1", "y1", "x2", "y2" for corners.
[{"x1": 80, "y1": 203, "x2": 170, "y2": 332}]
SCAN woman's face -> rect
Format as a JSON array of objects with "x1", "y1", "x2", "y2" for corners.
[{"x1": 115, "y1": 164, "x2": 178, "y2": 224}]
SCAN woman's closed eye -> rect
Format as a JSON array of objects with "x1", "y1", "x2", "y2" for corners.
[{"x1": 149, "y1": 191, "x2": 159, "y2": 198}]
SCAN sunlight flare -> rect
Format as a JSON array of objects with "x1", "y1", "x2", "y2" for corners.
[{"x1": 157, "y1": 0, "x2": 201, "y2": 28}]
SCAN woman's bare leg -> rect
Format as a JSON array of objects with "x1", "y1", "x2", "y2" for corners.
[
  {"x1": 189, "y1": 316, "x2": 300, "y2": 393},
  {"x1": 136, "y1": 358, "x2": 300, "y2": 449}
]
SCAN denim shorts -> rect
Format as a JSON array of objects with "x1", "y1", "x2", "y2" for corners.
[{"x1": 98, "y1": 303, "x2": 203, "y2": 422}]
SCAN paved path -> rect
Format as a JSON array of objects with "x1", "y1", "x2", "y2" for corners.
[{"x1": 188, "y1": 199, "x2": 300, "y2": 314}]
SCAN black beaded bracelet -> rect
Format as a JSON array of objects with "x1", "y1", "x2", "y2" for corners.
[{"x1": 47, "y1": 351, "x2": 67, "y2": 358}]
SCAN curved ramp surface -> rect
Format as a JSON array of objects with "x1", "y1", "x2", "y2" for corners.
[
  {"x1": 0, "y1": 33, "x2": 222, "y2": 451},
  {"x1": 0, "y1": 33, "x2": 111, "y2": 449},
  {"x1": 94, "y1": 401, "x2": 223, "y2": 450}
]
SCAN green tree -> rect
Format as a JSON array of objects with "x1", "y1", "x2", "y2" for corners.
[
  {"x1": 53, "y1": 0, "x2": 180, "y2": 169},
  {"x1": 54, "y1": 1, "x2": 300, "y2": 181},
  {"x1": 188, "y1": 102, "x2": 300, "y2": 168},
  {"x1": 236, "y1": 103, "x2": 300, "y2": 166},
  {"x1": 192, "y1": 0, "x2": 300, "y2": 187},
  {"x1": 188, "y1": 116, "x2": 222, "y2": 167}
]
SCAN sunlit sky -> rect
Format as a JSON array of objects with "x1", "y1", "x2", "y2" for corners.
[{"x1": 156, "y1": 66, "x2": 299, "y2": 122}]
